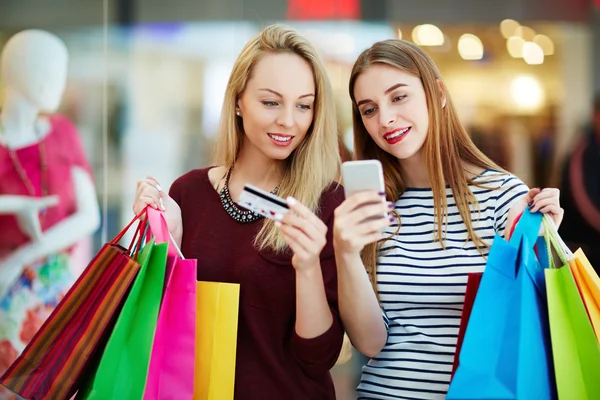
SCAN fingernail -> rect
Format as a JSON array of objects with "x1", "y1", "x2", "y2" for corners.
[
  {"x1": 388, "y1": 202, "x2": 394, "y2": 209},
  {"x1": 286, "y1": 196, "x2": 297, "y2": 206},
  {"x1": 528, "y1": 201, "x2": 534, "y2": 207},
  {"x1": 378, "y1": 191, "x2": 385, "y2": 196},
  {"x1": 389, "y1": 216, "x2": 395, "y2": 223},
  {"x1": 159, "y1": 198, "x2": 166, "y2": 211},
  {"x1": 274, "y1": 221, "x2": 282, "y2": 227},
  {"x1": 156, "y1": 184, "x2": 163, "y2": 192},
  {"x1": 274, "y1": 213, "x2": 283, "y2": 221}
]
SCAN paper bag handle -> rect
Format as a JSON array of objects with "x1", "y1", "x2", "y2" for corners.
[{"x1": 146, "y1": 206, "x2": 185, "y2": 259}]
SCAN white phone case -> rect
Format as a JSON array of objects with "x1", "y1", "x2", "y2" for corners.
[
  {"x1": 341, "y1": 160, "x2": 388, "y2": 230},
  {"x1": 341, "y1": 160, "x2": 385, "y2": 197}
]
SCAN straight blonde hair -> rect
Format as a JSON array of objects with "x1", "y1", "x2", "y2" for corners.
[
  {"x1": 213, "y1": 24, "x2": 340, "y2": 252},
  {"x1": 349, "y1": 40, "x2": 505, "y2": 293}
]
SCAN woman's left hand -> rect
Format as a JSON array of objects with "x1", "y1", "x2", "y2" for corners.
[
  {"x1": 275, "y1": 196, "x2": 327, "y2": 272},
  {"x1": 506, "y1": 187, "x2": 564, "y2": 239},
  {"x1": 529, "y1": 187, "x2": 564, "y2": 227}
]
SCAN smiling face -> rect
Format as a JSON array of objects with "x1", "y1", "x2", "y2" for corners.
[
  {"x1": 236, "y1": 51, "x2": 316, "y2": 161},
  {"x1": 353, "y1": 63, "x2": 431, "y2": 162}
]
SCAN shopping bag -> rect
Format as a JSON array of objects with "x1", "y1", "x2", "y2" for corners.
[
  {"x1": 451, "y1": 272, "x2": 482, "y2": 377},
  {"x1": 193, "y1": 281, "x2": 240, "y2": 400},
  {"x1": 570, "y1": 249, "x2": 600, "y2": 343},
  {"x1": 451, "y1": 211, "x2": 547, "y2": 378},
  {"x1": 77, "y1": 239, "x2": 168, "y2": 400},
  {"x1": 447, "y1": 208, "x2": 555, "y2": 400},
  {"x1": 451, "y1": 213, "x2": 525, "y2": 378},
  {"x1": 0, "y1": 213, "x2": 144, "y2": 400},
  {"x1": 543, "y1": 218, "x2": 600, "y2": 399},
  {"x1": 144, "y1": 208, "x2": 196, "y2": 400}
]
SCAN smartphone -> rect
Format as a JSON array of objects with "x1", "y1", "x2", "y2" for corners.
[
  {"x1": 237, "y1": 184, "x2": 289, "y2": 220},
  {"x1": 341, "y1": 160, "x2": 388, "y2": 226},
  {"x1": 341, "y1": 160, "x2": 385, "y2": 198}
]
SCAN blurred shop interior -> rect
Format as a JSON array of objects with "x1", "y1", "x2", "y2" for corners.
[{"x1": 1, "y1": 0, "x2": 599, "y2": 398}]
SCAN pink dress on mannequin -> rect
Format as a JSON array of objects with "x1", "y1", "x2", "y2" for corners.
[{"x1": 0, "y1": 114, "x2": 94, "y2": 398}]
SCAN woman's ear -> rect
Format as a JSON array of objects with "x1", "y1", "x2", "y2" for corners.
[{"x1": 437, "y1": 79, "x2": 447, "y2": 108}]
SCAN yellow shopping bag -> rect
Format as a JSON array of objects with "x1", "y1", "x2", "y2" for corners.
[
  {"x1": 571, "y1": 249, "x2": 600, "y2": 343},
  {"x1": 193, "y1": 281, "x2": 240, "y2": 400}
]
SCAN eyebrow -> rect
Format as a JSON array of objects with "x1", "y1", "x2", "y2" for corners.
[
  {"x1": 356, "y1": 83, "x2": 408, "y2": 107},
  {"x1": 259, "y1": 88, "x2": 315, "y2": 99}
]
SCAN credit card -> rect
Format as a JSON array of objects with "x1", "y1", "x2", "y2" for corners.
[{"x1": 237, "y1": 184, "x2": 289, "y2": 220}]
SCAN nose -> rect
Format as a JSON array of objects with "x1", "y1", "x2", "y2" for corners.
[
  {"x1": 276, "y1": 106, "x2": 294, "y2": 129},
  {"x1": 378, "y1": 105, "x2": 396, "y2": 128}
]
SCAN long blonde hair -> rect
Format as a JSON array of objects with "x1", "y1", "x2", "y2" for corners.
[
  {"x1": 213, "y1": 24, "x2": 340, "y2": 252},
  {"x1": 349, "y1": 40, "x2": 504, "y2": 292}
]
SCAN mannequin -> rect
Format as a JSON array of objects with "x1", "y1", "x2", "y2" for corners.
[{"x1": 0, "y1": 30, "x2": 100, "y2": 382}]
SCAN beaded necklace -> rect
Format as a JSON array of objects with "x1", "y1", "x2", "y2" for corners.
[{"x1": 219, "y1": 166, "x2": 280, "y2": 223}]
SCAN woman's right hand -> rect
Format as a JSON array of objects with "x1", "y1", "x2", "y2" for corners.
[
  {"x1": 133, "y1": 175, "x2": 182, "y2": 239},
  {"x1": 333, "y1": 191, "x2": 393, "y2": 255}
]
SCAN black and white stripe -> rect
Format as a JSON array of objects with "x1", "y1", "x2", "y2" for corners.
[{"x1": 357, "y1": 170, "x2": 529, "y2": 400}]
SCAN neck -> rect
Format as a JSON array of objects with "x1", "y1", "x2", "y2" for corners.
[
  {"x1": 398, "y1": 151, "x2": 430, "y2": 188},
  {"x1": 230, "y1": 139, "x2": 285, "y2": 192},
  {"x1": 0, "y1": 89, "x2": 40, "y2": 147}
]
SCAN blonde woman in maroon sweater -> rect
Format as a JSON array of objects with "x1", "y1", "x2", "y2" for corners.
[{"x1": 133, "y1": 25, "x2": 348, "y2": 399}]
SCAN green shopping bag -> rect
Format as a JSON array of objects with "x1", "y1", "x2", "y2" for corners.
[
  {"x1": 543, "y1": 218, "x2": 600, "y2": 400},
  {"x1": 77, "y1": 239, "x2": 168, "y2": 399}
]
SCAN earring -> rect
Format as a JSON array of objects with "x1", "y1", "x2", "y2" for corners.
[{"x1": 236, "y1": 110, "x2": 241, "y2": 116}]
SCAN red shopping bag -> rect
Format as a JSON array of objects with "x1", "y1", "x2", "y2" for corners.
[
  {"x1": 451, "y1": 272, "x2": 482, "y2": 377},
  {"x1": 0, "y1": 212, "x2": 145, "y2": 400}
]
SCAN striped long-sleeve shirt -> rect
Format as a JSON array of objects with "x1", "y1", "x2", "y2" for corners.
[{"x1": 357, "y1": 170, "x2": 529, "y2": 400}]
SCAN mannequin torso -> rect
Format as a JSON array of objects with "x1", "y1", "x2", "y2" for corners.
[
  {"x1": 0, "y1": 30, "x2": 100, "y2": 289},
  {"x1": 0, "y1": 30, "x2": 100, "y2": 383}
]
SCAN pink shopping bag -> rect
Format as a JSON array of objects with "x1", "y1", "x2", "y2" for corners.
[{"x1": 143, "y1": 207, "x2": 197, "y2": 399}]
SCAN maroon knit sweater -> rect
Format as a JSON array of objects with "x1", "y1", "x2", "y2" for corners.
[{"x1": 169, "y1": 167, "x2": 345, "y2": 399}]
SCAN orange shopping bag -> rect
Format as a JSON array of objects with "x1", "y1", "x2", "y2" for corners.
[{"x1": 570, "y1": 249, "x2": 600, "y2": 343}]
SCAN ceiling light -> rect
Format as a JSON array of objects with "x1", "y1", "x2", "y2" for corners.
[{"x1": 458, "y1": 34, "x2": 483, "y2": 60}]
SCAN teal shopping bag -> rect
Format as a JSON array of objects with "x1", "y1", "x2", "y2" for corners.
[
  {"x1": 77, "y1": 239, "x2": 168, "y2": 399},
  {"x1": 447, "y1": 209, "x2": 556, "y2": 399}
]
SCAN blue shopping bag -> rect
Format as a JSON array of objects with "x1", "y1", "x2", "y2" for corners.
[{"x1": 447, "y1": 209, "x2": 556, "y2": 400}]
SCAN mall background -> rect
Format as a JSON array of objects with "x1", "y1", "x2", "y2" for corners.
[{"x1": 1, "y1": 0, "x2": 599, "y2": 398}]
